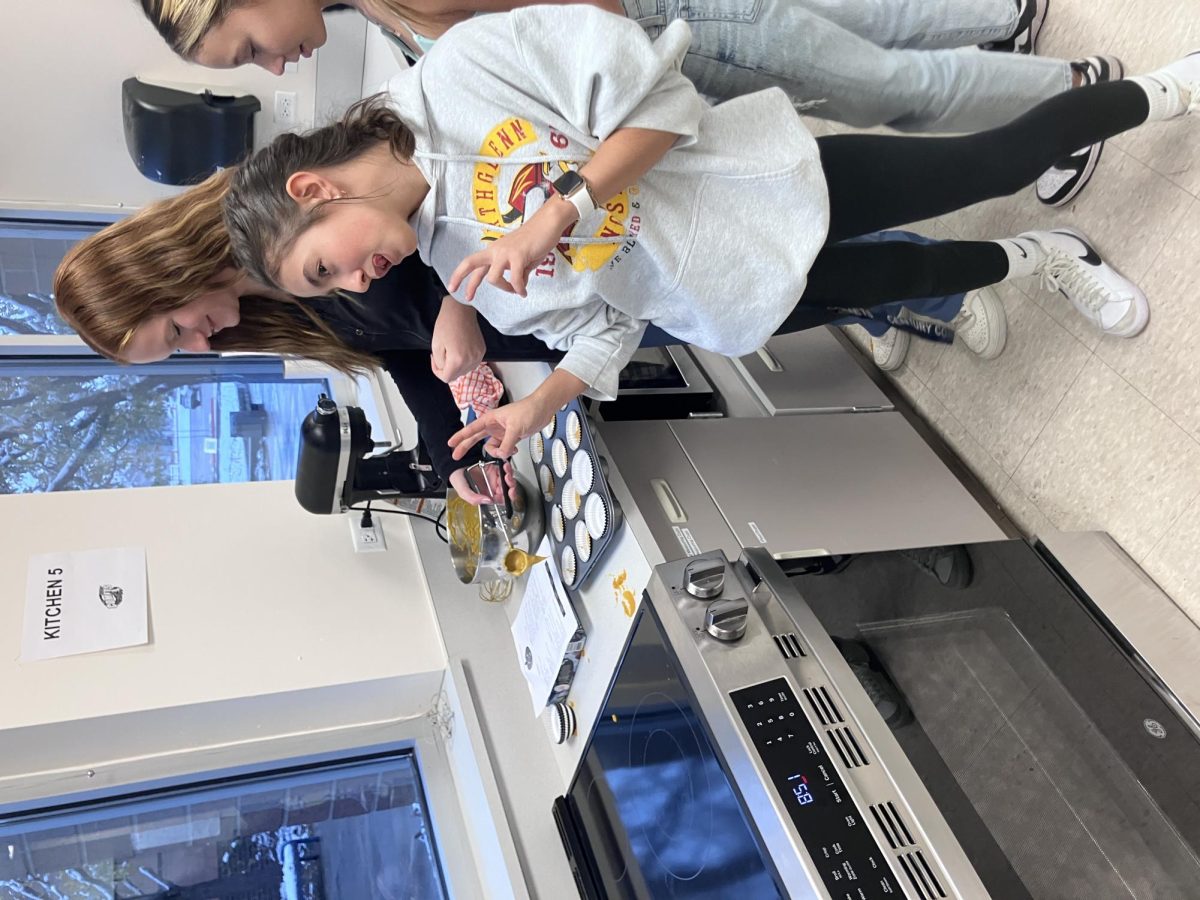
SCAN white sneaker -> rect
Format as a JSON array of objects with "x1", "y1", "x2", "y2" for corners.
[
  {"x1": 1019, "y1": 228, "x2": 1149, "y2": 337},
  {"x1": 950, "y1": 287, "x2": 1008, "y2": 359},
  {"x1": 1137, "y1": 50, "x2": 1200, "y2": 118},
  {"x1": 871, "y1": 328, "x2": 911, "y2": 371}
]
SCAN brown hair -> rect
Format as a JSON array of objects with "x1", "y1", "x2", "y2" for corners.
[
  {"x1": 53, "y1": 169, "x2": 379, "y2": 374},
  {"x1": 224, "y1": 93, "x2": 415, "y2": 289}
]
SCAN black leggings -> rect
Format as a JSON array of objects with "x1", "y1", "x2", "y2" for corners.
[{"x1": 775, "y1": 80, "x2": 1151, "y2": 334}]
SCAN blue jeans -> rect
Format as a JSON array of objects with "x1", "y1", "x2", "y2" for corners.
[{"x1": 621, "y1": 0, "x2": 1073, "y2": 132}]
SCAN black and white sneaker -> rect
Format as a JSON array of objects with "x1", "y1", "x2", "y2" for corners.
[
  {"x1": 981, "y1": 0, "x2": 1047, "y2": 55},
  {"x1": 1036, "y1": 56, "x2": 1125, "y2": 207},
  {"x1": 1020, "y1": 228, "x2": 1149, "y2": 337}
]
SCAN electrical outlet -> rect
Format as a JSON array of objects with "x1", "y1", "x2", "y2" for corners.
[
  {"x1": 350, "y1": 517, "x2": 387, "y2": 553},
  {"x1": 273, "y1": 90, "x2": 298, "y2": 125}
]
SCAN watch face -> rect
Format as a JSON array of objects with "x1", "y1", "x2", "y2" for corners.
[{"x1": 553, "y1": 170, "x2": 585, "y2": 197}]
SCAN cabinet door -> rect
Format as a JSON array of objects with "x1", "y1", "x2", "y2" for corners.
[
  {"x1": 671, "y1": 414, "x2": 1004, "y2": 555},
  {"x1": 596, "y1": 420, "x2": 741, "y2": 562},
  {"x1": 733, "y1": 327, "x2": 892, "y2": 415}
]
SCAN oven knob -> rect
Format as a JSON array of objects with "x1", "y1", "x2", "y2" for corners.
[
  {"x1": 684, "y1": 559, "x2": 726, "y2": 599},
  {"x1": 705, "y1": 598, "x2": 749, "y2": 642}
]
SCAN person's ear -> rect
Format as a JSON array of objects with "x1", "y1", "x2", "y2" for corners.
[{"x1": 285, "y1": 171, "x2": 341, "y2": 207}]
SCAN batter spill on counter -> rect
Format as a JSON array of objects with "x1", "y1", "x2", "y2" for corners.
[{"x1": 611, "y1": 571, "x2": 637, "y2": 618}]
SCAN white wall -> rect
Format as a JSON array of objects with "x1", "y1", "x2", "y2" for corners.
[
  {"x1": 0, "y1": 480, "x2": 448, "y2": 802},
  {"x1": 0, "y1": 0, "x2": 328, "y2": 212}
]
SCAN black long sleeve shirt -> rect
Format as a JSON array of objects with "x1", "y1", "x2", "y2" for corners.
[{"x1": 304, "y1": 253, "x2": 562, "y2": 480}]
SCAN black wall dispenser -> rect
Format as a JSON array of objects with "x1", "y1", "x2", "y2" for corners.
[{"x1": 121, "y1": 77, "x2": 260, "y2": 185}]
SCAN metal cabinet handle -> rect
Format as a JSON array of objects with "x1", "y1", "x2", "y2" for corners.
[
  {"x1": 755, "y1": 346, "x2": 783, "y2": 373},
  {"x1": 650, "y1": 478, "x2": 687, "y2": 524}
]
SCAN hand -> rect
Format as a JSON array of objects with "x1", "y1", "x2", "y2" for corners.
[
  {"x1": 448, "y1": 393, "x2": 555, "y2": 460},
  {"x1": 431, "y1": 296, "x2": 486, "y2": 383},
  {"x1": 448, "y1": 198, "x2": 576, "y2": 301},
  {"x1": 448, "y1": 461, "x2": 518, "y2": 506}
]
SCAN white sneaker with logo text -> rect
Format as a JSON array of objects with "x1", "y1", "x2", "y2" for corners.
[{"x1": 1019, "y1": 228, "x2": 1149, "y2": 337}]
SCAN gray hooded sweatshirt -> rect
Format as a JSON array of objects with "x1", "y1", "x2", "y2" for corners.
[{"x1": 385, "y1": 5, "x2": 829, "y2": 400}]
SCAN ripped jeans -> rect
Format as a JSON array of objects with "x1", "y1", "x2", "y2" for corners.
[{"x1": 620, "y1": 0, "x2": 1073, "y2": 132}]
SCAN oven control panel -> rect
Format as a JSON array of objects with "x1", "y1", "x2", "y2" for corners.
[{"x1": 731, "y1": 678, "x2": 902, "y2": 899}]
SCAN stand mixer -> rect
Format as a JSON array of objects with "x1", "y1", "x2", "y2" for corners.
[
  {"x1": 294, "y1": 396, "x2": 545, "y2": 582},
  {"x1": 294, "y1": 394, "x2": 445, "y2": 515}
]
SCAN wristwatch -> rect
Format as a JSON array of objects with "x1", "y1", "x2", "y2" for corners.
[{"x1": 552, "y1": 170, "x2": 598, "y2": 220}]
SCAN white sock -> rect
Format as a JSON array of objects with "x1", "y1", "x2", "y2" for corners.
[
  {"x1": 994, "y1": 237, "x2": 1044, "y2": 279},
  {"x1": 1130, "y1": 73, "x2": 1190, "y2": 121}
]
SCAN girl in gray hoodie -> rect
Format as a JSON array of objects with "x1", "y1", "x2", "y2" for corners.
[{"x1": 222, "y1": 6, "x2": 1198, "y2": 460}]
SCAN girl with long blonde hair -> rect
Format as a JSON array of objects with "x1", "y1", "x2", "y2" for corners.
[{"x1": 136, "y1": 0, "x2": 1119, "y2": 206}]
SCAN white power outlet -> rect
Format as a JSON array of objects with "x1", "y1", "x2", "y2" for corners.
[
  {"x1": 273, "y1": 90, "x2": 298, "y2": 125},
  {"x1": 350, "y1": 516, "x2": 387, "y2": 553}
]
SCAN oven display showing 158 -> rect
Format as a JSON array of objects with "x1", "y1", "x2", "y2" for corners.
[{"x1": 730, "y1": 678, "x2": 901, "y2": 899}]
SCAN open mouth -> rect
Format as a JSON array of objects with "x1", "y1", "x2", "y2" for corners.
[{"x1": 372, "y1": 254, "x2": 392, "y2": 278}]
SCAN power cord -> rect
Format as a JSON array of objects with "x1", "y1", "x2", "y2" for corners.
[{"x1": 351, "y1": 501, "x2": 449, "y2": 543}]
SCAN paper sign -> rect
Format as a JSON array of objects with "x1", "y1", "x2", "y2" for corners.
[
  {"x1": 511, "y1": 545, "x2": 586, "y2": 713},
  {"x1": 22, "y1": 547, "x2": 148, "y2": 661}
]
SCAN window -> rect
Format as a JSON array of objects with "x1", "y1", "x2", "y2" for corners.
[
  {"x1": 0, "y1": 217, "x2": 363, "y2": 494},
  {"x1": 0, "y1": 753, "x2": 450, "y2": 899},
  {"x1": 0, "y1": 221, "x2": 89, "y2": 337},
  {"x1": 0, "y1": 358, "x2": 329, "y2": 492}
]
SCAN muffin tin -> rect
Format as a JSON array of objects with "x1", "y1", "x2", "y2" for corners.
[{"x1": 528, "y1": 397, "x2": 622, "y2": 591}]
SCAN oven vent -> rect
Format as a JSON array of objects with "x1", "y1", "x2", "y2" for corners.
[
  {"x1": 772, "y1": 632, "x2": 806, "y2": 659},
  {"x1": 802, "y1": 686, "x2": 844, "y2": 726},
  {"x1": 826, "y1": 725, "x2": 869, "y2": 768},
  {"x1": 869, "y1": 802, "x2": 915, "y2": 849},
  {"x1": 898, "y1": 849, "x2": 947, "y2": 900}
]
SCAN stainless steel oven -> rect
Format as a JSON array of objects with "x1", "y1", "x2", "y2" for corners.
[{"x1": 553, "y1": 536, "x2": 1200, "y2": 898}]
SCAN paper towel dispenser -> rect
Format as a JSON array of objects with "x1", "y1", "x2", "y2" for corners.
[{"x1": 121, "y1": 77, "x2": 260, "y2": 185}]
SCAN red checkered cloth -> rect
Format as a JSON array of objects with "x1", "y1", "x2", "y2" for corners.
[{"x1": 450, "y1": 362, "x2": 505, "y2": 414}]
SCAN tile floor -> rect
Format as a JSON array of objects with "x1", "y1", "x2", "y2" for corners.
[{"x1": 833, "y1": 3, "x2": 1200, "y2": 620}]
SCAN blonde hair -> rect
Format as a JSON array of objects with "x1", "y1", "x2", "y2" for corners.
[
  {"x1": 224, "y1": 93, "x2": 415, "y2": 289},
  {"x1": 359, "y1": 0, "x2": 449, "y2": 39},
  {"x1": 140, "y1": 0, "x2": 447, "y2": 60},
  {"x1": 139, "y1": 0, "x2": 236, "y2": 58},
  {"x1": 53, "y1": 169, "x2": 379, "y2": 374}
]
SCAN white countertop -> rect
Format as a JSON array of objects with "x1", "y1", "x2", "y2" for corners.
[{"x1": 414, "y1": 361, "x2": 662, "y2": 898}]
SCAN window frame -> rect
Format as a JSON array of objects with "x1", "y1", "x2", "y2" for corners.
[{"x1": 0, "y1": 701, "x2": 487, "y2": 900}]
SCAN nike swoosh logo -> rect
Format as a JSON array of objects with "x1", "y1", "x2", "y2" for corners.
[
  {"x1": 1012, "y1": 242, "x2": 1028, "y2": 259},
  {"x1": 1055, "y1": 232, "x2": 1103, "y2": 266}
]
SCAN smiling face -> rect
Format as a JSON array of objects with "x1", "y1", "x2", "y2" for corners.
[
  {"x1": 123, "y1": 284, "x2": 242, "y2": 363},
  {"x1": 275, "y1": 198, "x2": 419, "y2": 298},
  {"x1": 192, "y1": 0, "x2": 327, "y2": 73}
]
